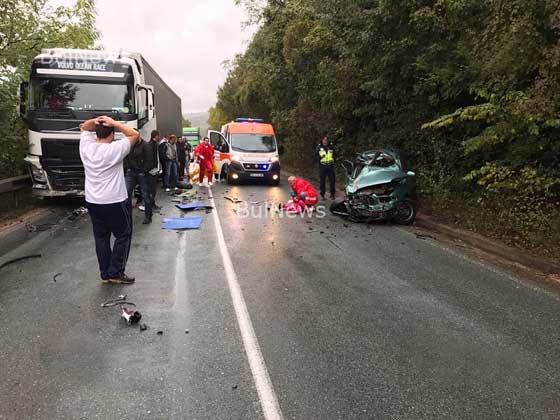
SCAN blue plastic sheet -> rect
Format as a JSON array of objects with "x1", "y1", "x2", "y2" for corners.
[{"x1": 162, "y1": 217, "x2": 203, "y2": 230}]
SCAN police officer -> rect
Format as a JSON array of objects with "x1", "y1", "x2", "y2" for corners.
[{"x1": 314, "y1": 135, "x2": 336, "y2": 199}]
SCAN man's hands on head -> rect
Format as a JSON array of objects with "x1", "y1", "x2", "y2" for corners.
[{"x1": 81, "y1": 115, "x2": 140, "y2": 145}]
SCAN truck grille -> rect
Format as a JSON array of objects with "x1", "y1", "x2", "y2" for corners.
[{"x1": 40, "y1": 138, "x2": 85, "y2": 191}]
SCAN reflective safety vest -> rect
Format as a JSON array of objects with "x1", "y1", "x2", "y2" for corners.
[{"x1": 319, "y1": 148, "x2": 334, "y2": 165}]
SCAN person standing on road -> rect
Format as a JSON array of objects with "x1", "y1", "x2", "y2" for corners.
[
  {"x1": 164, "y1": 135, "x2": 179, "y2": 191},
  {"x1": 194, "y1": 136, "x2": 215, "y2": 186},
  {"x1": 79, "y1": 116, "x2": 139, "y2": 284},
  {"x1": 314, "y1": 135, "x2": 336, "y2": 200},
  {"x1": 124, "y1": 135, "x2": 153, "y2": 224},
  {"x1": 158, "y1": 134, "x2": 169, "y2": 189},
  {"x1": 176, "y1": 135, "x2": 187, "y2": 182},
  {"x1": 146, "y1": 130, "x2": 161, "y2": 211}
]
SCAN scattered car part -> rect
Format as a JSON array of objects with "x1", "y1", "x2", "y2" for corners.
[
  {"x1": 0, "y1": 254, "x2": 42, "y2": 271},
  {"x1": 53, "y1": 272, "x2": 62, "y2": 282},
  {"x1": 121, "y1": 306, "x2": 142, "y2": 325}
]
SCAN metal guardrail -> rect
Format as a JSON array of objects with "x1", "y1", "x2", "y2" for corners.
[{"x1": 0, "y1": 175, "x2": 32, "y2": 207}]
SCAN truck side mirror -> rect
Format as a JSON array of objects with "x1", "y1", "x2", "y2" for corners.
[
  {"x1": 18, "y1": 82, "x2": 29, "y2": 120},
  {"x1": 278, "y1": 145, "x2": 285, "y2": 155},
  {"x1": 220, "y1": 143, "x2": 229, "y2": 153}
]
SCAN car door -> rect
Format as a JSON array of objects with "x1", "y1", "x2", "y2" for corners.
[{"x1": 208, "y1": 130, "x2": 229, "y2": 176}]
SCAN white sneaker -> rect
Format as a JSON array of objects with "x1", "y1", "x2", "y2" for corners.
[
  {"x1": 138, "y1": 205, "x2": 145, "y2": 212},
  {"x1": 208, "y1": 182, "x2": 213, "y2": 187},
  {"x1": 165, "y1": 188, "x2": 171, "y2": 192}
]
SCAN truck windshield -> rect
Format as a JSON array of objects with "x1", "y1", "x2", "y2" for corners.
[
  {"x1": 231, "y1": 133, "x2": 277, "y2": 153},
  {"x1": 30, "y1": 78, "x2": 134, "y2": 113}
]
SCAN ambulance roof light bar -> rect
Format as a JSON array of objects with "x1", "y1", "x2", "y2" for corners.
[{"x1": 235, "y1": 118, "x2": 265, "y2": 123}]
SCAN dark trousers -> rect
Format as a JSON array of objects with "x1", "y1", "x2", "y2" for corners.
[
  {"x1": 86, "y1": 200, "x2": 132, "y2": 280},
  {"x1": 164, "y1": 160, "x2": 178, "y2": 188},
  {"x1": 178, "y1": 158, "x2": 186, "y2": 180},
  {"x1": 319, "y1": 165, "x2": 336, "y2": 196},
  {"x1": 125, "y1": 171, "x2": 152, "y2": 218},
  {"x1": 146, "y1": 173, "x2": 158, "y2": 207}
]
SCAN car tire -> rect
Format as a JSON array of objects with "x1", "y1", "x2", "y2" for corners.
[
  {"x1": 393, "y1": 199, "x2": 416, "y2": 225},
  {"x1": 329, "y1": 197, "x2": 349, "y2": 216}
]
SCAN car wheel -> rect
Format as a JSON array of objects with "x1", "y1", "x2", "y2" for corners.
[
  {"x1": 393, "y1": 199, "x2": 416, "y2": 225},
  {"x1": 329, "y1": 197, "x2": 349, "y2": 216}
]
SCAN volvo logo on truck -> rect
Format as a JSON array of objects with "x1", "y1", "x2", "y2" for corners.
[{"x1": 18, "y1": 48, "x2": 182, "y2": 197}]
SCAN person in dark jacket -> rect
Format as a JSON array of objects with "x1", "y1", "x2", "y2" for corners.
[
  {"x1": 124, "y1": 137, "x2": 153, "y2": 224},
  {"x1": 176, "y1": 135, "x2": 187, "y2": 181},
  {"x1": 314, "y1": 135, "x2": 336, "y2": 199},
  {"x1": 146, "y1": 130, "x2": 161, "y2": 212},
  {"x1": 158, "y1": 134, "x2": 169, "y2": 188}
]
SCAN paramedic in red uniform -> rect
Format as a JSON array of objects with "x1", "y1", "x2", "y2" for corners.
[
  {"x1": 288, "y1": 176, "x2": 319, "y2": 206},
  {"x1": 194, "y1": 136, "x2": 215, "y2": 186}
]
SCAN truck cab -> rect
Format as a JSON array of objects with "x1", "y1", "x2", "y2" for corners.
[
  {"x1": 19, "y1": 48, "x2": 181, "y2": 197},
  {"x1": 208, "y1": 118, "x2": 280, "y2": 186}
]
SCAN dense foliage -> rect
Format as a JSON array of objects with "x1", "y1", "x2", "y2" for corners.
[
  {"x1": 0, "y1": 0, "x2": 98, "y2": 179},
  {"x1": 212, "y1": 0, "x2": 560, "y2": 250}
]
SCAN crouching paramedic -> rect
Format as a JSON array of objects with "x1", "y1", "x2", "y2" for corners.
[
  {"x1": 288, "y1": 176, "x2": 319, "y2": 206},
  {"x1": 79, "y1": 116, "x2": 140, "y2": 284}
]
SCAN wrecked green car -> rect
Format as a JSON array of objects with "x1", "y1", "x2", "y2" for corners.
[{"x1": 330, "y1": 149, "x2": 417, "y2": 224}]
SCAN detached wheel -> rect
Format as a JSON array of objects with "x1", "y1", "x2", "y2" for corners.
[
  {"x1": 393, "y1": 199, "x2": 416, "y2": 225},
  {"x1": 329, "y1": 197, "x2": 349, "y2": 217}
]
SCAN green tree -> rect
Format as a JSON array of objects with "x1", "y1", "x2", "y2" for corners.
[
  {"x1": 214, "y1": 0, "x2": 560, "y2": 250},
  {"x1": 0, "y1": 0, "x2": 98, "y2": 179}
]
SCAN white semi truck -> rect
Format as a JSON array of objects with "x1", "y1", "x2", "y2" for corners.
[{"x1": 19, "y1": 48, "x2": 182, "y2": 197}]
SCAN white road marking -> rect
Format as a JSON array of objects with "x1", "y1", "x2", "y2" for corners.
[{"x1": 208, "y1": 187, "x2": 285, "y2": 420}]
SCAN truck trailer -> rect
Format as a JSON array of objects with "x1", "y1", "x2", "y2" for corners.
[{"x1": 19, "y1": 48, "x2": 182, "y2": 197}]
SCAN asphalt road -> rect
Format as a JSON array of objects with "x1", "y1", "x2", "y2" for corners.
[{"x1": 1, "y1": 178, "x2": 559, "y2": 420}]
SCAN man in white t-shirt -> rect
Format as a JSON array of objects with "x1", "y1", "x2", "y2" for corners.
[{"x1": 79, "y1": 116, "x2": 140, "y2": 284}]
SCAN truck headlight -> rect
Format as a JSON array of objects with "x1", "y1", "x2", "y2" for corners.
[
  {"x1": 30, "y1": 165, "x2": 46, "y2": 183},
  {"x1": 230, "y1": 153, "x2": 242, "y2": 162},
  {"x1": 270, "y1": 156, "x2": 279, "y2": 163}
]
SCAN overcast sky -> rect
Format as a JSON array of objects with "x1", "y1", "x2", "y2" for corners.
[{"x1": 51, "y1": 0, "x2": 256, "y2": 113}]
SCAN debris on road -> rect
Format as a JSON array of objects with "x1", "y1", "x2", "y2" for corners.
[
  {"x1": 224, "y1": 196, "x2": 243, "y2": 204},
  {"x1": 69, "y1": 207, "x2": 88, "y2": 221},
  {"x1": 175, "y1": 190, "x2": 197, "y2": 198},
  {"x1": 157, "y1": 330, "x2": 163, "y2": 335},
  {"x1": 53, "y1": 272, "x2": 62, "y2": 282},
  {"x1": 121, "y1": 306, "x2": 142, "y2": 325},
  {"x1": 162, "y1": 217, "x2": 203, "y2": 230},
  {"x1": 140, "y1": 323, "x2": 148, "y2": 331},
  {"x1": 185, "y1": 329, "x2": 189, "y2": 334},
  {"x1": 232, "y1": 384, "x2": 238, "y2": 390},
  {"x1": 100, "y1": 295, "x2": 130, "y2": 308},
  {"x1": 415, "y1": 233, "x2": 436, "y2": 240},
  {"x1": 175, "y1": 202, "x2": 213, "y2": 211},
  {"x1": 327, "y1": 237, "x2": 343, "y2": 250},
  {"x1": 25, "y1": 222, "x2": 56, "y2": 233},
  {"x1": 0, "y1": 254, "x2": 42, "y2": 271}
]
